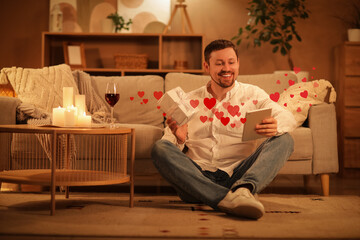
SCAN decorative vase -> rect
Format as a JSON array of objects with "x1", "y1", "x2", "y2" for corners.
[
  {"x1": 348, "y1": 29, "x2": 360, "y2": 42},
  {"x1": 101, "y1": 19, "x2": 114, "y2": 33}
]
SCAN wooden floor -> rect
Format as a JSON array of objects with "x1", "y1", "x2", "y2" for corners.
[{"x1": 2, "y1": 172, "x2": 359, "y2": 196}]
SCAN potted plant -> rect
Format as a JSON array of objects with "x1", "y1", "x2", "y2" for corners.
[
  {"x1": 232, "y1": 0, "x2": 310, "y2": 71},
  {"x1": 107, "y1": 12, "x2": 133, "y2": 33},
  {"x1": 336, "y1": 1, "x2": 360, "y2": 42}
]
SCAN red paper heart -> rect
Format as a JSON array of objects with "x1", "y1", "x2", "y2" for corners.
[
  {"x1": 285, "y1": 73, "x2": 288, "y2": 76},
  {"x1": 209, "y1": 117, "x2": 214, "y2": 122},
  {"x1": 143, "y1": 99, "x2": 149, "y2": 104},
  {"x1": 313, "y1": 82, "x2": 319, "y2": 87},
  {"x1": 227, "y1": 104, "x2": 240, "y2": 117},
  {"x1": 300, "y1": 90, "x2": 308, "y2": 98},
  {"x1": 138, "y1": 91, "x2": 145, "y2": 98},
  {"x1": 230, "y1": 123, "x2": 236, "y2": 128},
  {"x1": 190, "y1": 99, "x2": 199, "y2": 108},
  {"x1": 297, "y1": 107, "x2": 302, "y2": 112},
  {"x1": 276, "y1": 80, "x2": 281, "y2": 84},
  {"x1": 293, "y1": 67, "x2": 301, "y2": 74},
  {"x1": 221, "y1": 117, "x2": 230, "y2": 126},
  {"x1": 163, "y1": 112, "x2": 166, "y2": 116},
  {"x1": 222, "y1": 102, "x2": 230, "y2": 109},
  {"x1": 153, "y1": 91, "x2": 163, "y2": 100},
  {"x1": 236, "y1": 112, "x2": 241, "y2": 117},
  {"x1": 284, "y1": 103, "x2": 287, "y2": 107},
  {"x1": 240, "y1": 118, "x2": 247, "y2": 124},
  {"x1": 215, "y1": 111, "x2": 224, "y2": 120},
  {"x1": 130, "y1": 97, "x2": 134, "y2": 101},
  {"x1": 204, "y1": 97, "x2": 216, "y2": 110},
  {"x1": 200, "y1": 116, "x2": 208, "y2": 123},
  {"x1": 241, "y1": 103, "x2": 245, "y2": 106},
  {"x1": 301, "y1": 77, "x2": 307, "y2": 82},
  {"x1": 253, "y1": 100, "x2": 258, "y2": 105},
  {"x1": 270, "y1": 92, "x2": 280, "y2": 102},
  {"x1": 290, "y1": 94, "x2": 294, "y2": 98},
  {"x1": 288, "y1": 80, "x2": 295, "y2": 86},
  {"x1": 157, "y1": 106, "x2": 160, "y2": 109}
]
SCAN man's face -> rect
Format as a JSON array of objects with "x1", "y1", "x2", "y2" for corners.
[{"x1": 204, "y1": 47, "x2": 239, "y2": 89}]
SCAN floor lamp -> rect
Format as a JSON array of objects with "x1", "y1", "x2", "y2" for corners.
[{"x1": 163, "y1": 0, "x2": 194, "y2": 34}]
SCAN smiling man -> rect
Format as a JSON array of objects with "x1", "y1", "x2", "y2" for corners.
[{"x1": 151, "y1": 39, "x2": 296, "y2": 219}]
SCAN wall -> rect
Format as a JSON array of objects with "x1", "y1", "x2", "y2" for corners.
[{"x1": 0, "y1": 0, "x2": 356, "y2": 85}]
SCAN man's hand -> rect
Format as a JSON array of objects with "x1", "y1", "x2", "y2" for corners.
[
  {"x1": 255, "y1": 117, "x2": 278, "y2": 137},
  {"x1": 166, "y1": 117, "x2": 188, "y2": 144}
]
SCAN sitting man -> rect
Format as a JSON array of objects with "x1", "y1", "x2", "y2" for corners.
[{"x1": 151, "y1": 39, "x2": 296, "y2": 219}]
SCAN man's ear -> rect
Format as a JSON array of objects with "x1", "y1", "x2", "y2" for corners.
[{"x1": 203, "y1": 61, "x2": 209, "y2": 72}]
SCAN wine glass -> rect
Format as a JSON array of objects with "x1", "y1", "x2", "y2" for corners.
[{"x1": 105, "y1": 81, "x2": 120, "y2": 128}]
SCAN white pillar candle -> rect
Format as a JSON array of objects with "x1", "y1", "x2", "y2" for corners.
[
  {"x1": 64, "y1": 107, "x2": 76, "y2": 127},
  {"x1": 52, "y1": 107, "x2": 65, "y2": 126},
  {"x1": 63, "y1": 87, "x2": 74, "y2": 108},
  {"x1": 75, "y1": 94, "x2": 86, "y2": 115},
  {"x1": 77, "y1": 112, "x2": 92, "y2": 127}
]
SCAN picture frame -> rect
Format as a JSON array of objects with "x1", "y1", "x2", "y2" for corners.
[{"x1": 63, "y1": 42, "x2": 86, "y2": 68}]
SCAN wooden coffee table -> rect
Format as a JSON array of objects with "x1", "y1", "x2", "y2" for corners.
[{"x1": 0, "y1": 124, "x2": 135, "y2": 215}]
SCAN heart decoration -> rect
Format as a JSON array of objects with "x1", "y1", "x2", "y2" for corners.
[
  {"x1": 204, "y1": 97, "x2": 216, "y2": 110},
  {"x1": 143, "y1": 99, "x2": 149, "y2": 104},
  {"x1": 293, "y1": 67, "x2": 301, "y2": 74},
  {"x1": 240, "y1": 118, "x2": 247, "y2": 124},
  {"x1": 190, "y1": 99, "x2": 199, "y2": 108},
  {"x1": 288, "y1": 80, "x2": 295, "y2": 86},
  {"x1": 285, "y1": 73, "x2": 288, "y2": 76},
  {"x1": 253, "y1": 100, "x2": 258, "y2": 105},
  {"x1": 313, "y1": 82, "x2": 319, "y2": 88},
  {"x1": 153, "y1": 91, "x2": 163, "y2": 100},
  {"x1": 290, "y1": 94, "x2": 294, "y2": 98},
  {"x1": 215, "y1": 111, "x2": 224, "y2": 120},
  {"x1": 284, "y1": 103, "x2": 287, "y2": 107},
  {"x1": 270, "y1": 92, "x2": 280, "y2": 102},
  {"x1": 301, "y1": 77, "x2": 307, "y2": 82},
  {"x1": 300, "y1": 90, "x2": 308, "y2": 98},
  {"x1": 209, "y1": 117, "x2": 214, "y2": 122},
  {"x1": 276, "y1": 80, "x2": 281, "y2": 84},
  {"x1": 221, "y1": 117, "x2": 230, "y2": 126},
  {"x1": 130, "y1": 97, "x2": 134, "y2": 101},
  {"x1": 157, "y1": 106, "x2": 160, "y2": 109},
  {"x1": 138, "y1": 91, "x2": 145, "y2": 98},
  {"x1": 297, "y1": 107, "x2": 302, "y2": 112},
  {"x1": 200, "y1": 116, "x2": 208, "y2": 123},
  {"x1": 231, "y1": 123, "x2": 236, "y2": 128},
  {"x1": 227, "y1": 104, "x2": 240, "y2": 117},
  {"x1": 222, "y1": 102, "x2": 230, "y2": 109}
]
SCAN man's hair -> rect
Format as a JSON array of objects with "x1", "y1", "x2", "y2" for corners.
[{"x1": 204, "y1": 39, "x2": 238, "y2": 64}]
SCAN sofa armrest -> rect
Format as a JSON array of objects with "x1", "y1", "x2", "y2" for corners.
[
  {"x1": 0, "y1": 96, "x2": 21, "y2": 125},
  {"x1": 308, "y1": 103, "x2": 339, "y2": 174}
]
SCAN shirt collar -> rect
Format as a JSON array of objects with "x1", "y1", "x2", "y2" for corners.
[{"x1": 205, "y1": 80, "x2": 240, "y2": 101}]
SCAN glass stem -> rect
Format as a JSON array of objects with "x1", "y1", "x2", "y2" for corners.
[{"x1": 111, "y1": 106, "x2": 114, "y2": 124}]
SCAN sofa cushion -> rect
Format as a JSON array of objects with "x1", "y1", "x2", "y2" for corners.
[
  {"x1": 165, "y1": 72, "x2": 298, "y2": 94},
  {"x1": 288, "y1": 127, "x2": 313, "y2": 161},
  {"x1": 91, "y1": 75, "x2": 164, "y2": 128},
  {"x1": 118, "y1": 123, "x2": 163, "y2": 159}
]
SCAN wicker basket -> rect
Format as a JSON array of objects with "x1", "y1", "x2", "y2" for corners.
[{"x1": 114, "y1": 54, "x2": 148, "y2": 69}]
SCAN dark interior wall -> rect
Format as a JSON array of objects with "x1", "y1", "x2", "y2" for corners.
[{"x1": 0, "y1": 0, "x2": 49, "y2": 69}]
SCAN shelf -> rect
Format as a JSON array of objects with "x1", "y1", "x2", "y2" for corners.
[{"x1": 42, "y1": 32, "x2": 204, "y2": 76}]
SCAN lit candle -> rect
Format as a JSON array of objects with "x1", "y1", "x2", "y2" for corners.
[
  {"x1": 52, "y1": 107, "x2": 65, "y2": 126},
  {"x1": 77, "y1": 112, "x2": 92, "y2": 127},
  {"x1": 75, "y1": 94, "x2": 86, "y2": 115},
  {"x1": 63, "y1": 87, "x2": 74, "y2": 108},
  {"x1": 64, "y1": 106, "x2": 76, "y2": 127}
]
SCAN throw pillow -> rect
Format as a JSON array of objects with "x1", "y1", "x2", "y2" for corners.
[
  {"x1": 278, "y1": 79, "x2": 336, "y2": 127},
  {"x1": 0, "y1": 64, "x2": 79, "y2": 113}
]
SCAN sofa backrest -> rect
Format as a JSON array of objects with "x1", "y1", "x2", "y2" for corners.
[
  {"x1": 91, "y1": 75, "x2": 164, "y2": 128},
  {"x1": 165, "y1": 72, "x2": 298, "y2": 95}
]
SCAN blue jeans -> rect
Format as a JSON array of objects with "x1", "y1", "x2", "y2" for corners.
[{"x1": 151, "y1": 133, "x2": 294, "y2": 209}]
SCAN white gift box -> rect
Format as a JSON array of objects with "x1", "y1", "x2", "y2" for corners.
[{"x1": 158, "y1": 87, "x2": 198, "y2": 126}]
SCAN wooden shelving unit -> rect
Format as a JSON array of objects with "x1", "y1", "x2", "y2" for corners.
[
  {"x1": 41, "y1": 32, "x2": 204, "y2": 76},
  {"x1": 335, "y1": 42, "x2": 360, "y2": 172}
]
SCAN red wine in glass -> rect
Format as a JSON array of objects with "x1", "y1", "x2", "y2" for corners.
[
  {"x1": 105, "y1": 93, "x2": 119, "y2": 107},
  {"x1": 105, "y1": 82, "x2": 119, "y2": 127}
]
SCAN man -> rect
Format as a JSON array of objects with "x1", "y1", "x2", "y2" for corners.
[{"x1": 151, "y1": 39, "x2": 296, "y2": 219}]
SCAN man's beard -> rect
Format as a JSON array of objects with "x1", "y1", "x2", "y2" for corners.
[{"x1": 211, "y1": 71, "x2": 235, "y2": 88}]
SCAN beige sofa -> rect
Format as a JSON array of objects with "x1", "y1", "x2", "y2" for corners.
[{"x1": 0, "y1": 69, "x2": 338, "y2": 195}]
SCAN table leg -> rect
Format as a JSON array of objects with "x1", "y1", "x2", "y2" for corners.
[
  {"x1": 50, "y1": 133, "x2": 57, "y2": 215},
  {"x1": 130, "y1": 129, "x2": 135, "y2": 208}
]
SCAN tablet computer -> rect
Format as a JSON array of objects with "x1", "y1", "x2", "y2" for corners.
[{"x1": 242, "y1": 108, "x2": 272, "y2": 141}]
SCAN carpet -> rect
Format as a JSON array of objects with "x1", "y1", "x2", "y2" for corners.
[{"x1": 0, "y1": 192, "x2": 359, "y2": 239}]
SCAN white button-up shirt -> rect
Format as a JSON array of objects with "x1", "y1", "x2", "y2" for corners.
[{"x1": 162, "y1": 81, "x2": 296, "y2": 176}]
